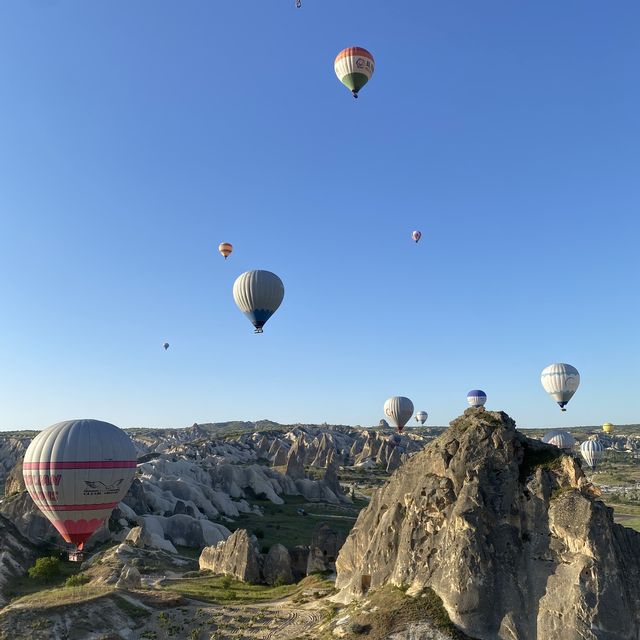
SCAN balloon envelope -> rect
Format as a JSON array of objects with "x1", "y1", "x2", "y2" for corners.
[
  {"x1": 163, "y1": 343, "x2": 169, "y2": 350},
  {"x1": 541, "y1": 363, "x2": 580, "y2": 411},
  {"x1": 415, "y1": 411, "x2": 428, "y2": 425},
  {"x1": 334, "y1": 47, "x2": 374, "y2": 97},
  {"x1": 233, "y1": 270, "x2": 285, "y2": 333},
  {"x1": 602, "y1": 422, "x2": 614, "y2": 434},
  {"x1": 219, "y1": 243, "x2": 233, "y2": 259},
  {"x1": 384, "y1": 396, "x2": 414, "y2": 433},
  {"x1": 580, "y1": 438, "x2": 604, "y2": 469},
  {"x1": 23, "y1": 419, "x2": 137, "y2": 550},
  {"x1": 467, "y1": 390, "x2": 487, "y2": 407},
  {"x1": 542, "y1": 430, "x2": 576, "y2": 449},
  {"x1": 412, "y1": 231, "x2": 422, "y2": 243}
]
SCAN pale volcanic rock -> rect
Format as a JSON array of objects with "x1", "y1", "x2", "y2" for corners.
[
  {"x1": 307, "y1": 522, "x2": 345, "y2": 574},
  {"x1": 0, "y1": 514, "x2": 37, "y2": 604},
  {"x1": 262, "y1": 543, "x2": 294, "y2": 585},
  {"x1": 199, "y1": 528, "x2": 262, "y2": 584},
  {"x1": 335, "y1": 408, "x2": 640, "y2": 640},
  {"x1": 284, "y1": 439, "x2": 306, "y2": 481},
  {"x1": 115, "y1": 563, "x2": 141, "y2": 590}
]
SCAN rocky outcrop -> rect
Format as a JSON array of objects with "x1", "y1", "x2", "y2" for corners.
[
  {"x1": 115, "y1": 563, "x2": 141, "y2": 590},
  {"x1": 306, "y1": 522, "x2": 345, "y2": 574},
  {"x1": 0, "y1": 514, "x2": 38, "y2": 605},
  {"x1": 290, "y1": 545, "x2": 310, "y2": 581},
  {"x1": 199, "y1": 529, "x2": 262, "y2": 583},
  {"x1": 335, "y1": 408, "x2": 640, "y2": 640},
  {"x1": 4, "y1": 462, "x2": 25, "y2": 496},
  {"x1": 262, "y1": 543, "x2": 294, "y2": 585},
  {"x1": 322, "y1": 449, "x2": 345, "y2": 498},
  {"x1": 284, "y1": 438, "x2": 306, "y2": 480}
]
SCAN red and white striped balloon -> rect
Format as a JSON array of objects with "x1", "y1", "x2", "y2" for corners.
[{"x1": 23, "y1": 419, "x2": 137, "y2": 550}]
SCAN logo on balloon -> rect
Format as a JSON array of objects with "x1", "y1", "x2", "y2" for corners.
[{"x1": 83, "y1": 479, "x2": 124, "y2": 496}]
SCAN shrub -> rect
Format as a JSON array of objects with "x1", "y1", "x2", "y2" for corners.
[
  {"x1": 28, "y1": 556, "x2": 61, "y2": 582},
  {"x1": 220, "y1": 575, "x2": 232, "y2": 589},
  {"x1": 65, "y1": 573, "x2": 91, "y2": 587}
]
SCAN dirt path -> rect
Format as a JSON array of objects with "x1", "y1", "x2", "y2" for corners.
[{"x1": 135, "y1": 596, "x2": 326, "y2": 639}]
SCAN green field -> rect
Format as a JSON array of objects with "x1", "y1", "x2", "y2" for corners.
[{"x1": 217, "y1": 495, "x2": 365, "y2": 550}]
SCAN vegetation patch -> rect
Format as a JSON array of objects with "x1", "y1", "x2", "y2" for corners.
[
  {"x1": 519, "y1": 443, "x2": 562, "y2": 482},
  {"x1": 162, "y1": 574, "x2": 298, "y2": 604},
  {"x1": 335, "y1": 585, "x2": 472, "y2": 640}
]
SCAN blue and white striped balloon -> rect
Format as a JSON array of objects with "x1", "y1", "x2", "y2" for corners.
[
  {"x1": 542, "y1": 430, "x2": 576, "y2": 449},
  {"x1": 580, "y1": 438, "x2": 604, "y2": 469},
  {"x1": 466, "y1": 390, "x2": 487, "y2": 407}
]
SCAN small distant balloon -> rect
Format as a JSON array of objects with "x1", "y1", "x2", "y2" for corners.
[
  {"x1": 219, "y1": 243, "x2": 233, "y2": 259},
  {"x1": 602, "y1": 422, "x2": 614, "y2": 434},
  {"x1": 384, "y1": 396, "x2": 414, "y2": 433},
  {"x1": 163, "y1": 342, "x2": 170, "y2": 351},
  {"x1": 542, "y1": 430, "x2": 576, "y2": 449},
  {"x1": 467, "y1": 390, "x2": 487, "y2": 408},
  {"x1": 541, "y1": 363, "x2": 580, "y2": 411},
  {"x1": 379, "y1": 419, "x2": 390, "y2": 429},
  {"x1": 415, "y1": 411, "x2": 428, "y2": 425},
  {"x1": 334, "y1": 47, "x2": 375, "y2": 98},
  {"x1": 412, "y1": 231, "x2": 422, "y2": 243}
]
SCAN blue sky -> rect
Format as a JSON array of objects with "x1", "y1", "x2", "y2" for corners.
[{"x1": 0, "y1": 1, "x2": 638, "y2": 430}]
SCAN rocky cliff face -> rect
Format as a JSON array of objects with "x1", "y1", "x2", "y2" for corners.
[
  {"x1": 0, "y1": 514, "x2": 37, "y2": 605},
  {"x1": 335, "y1": 408, "x2": 640, "y2": 640}
]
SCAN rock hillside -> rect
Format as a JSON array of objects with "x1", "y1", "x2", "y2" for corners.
[{"x1": 335, "y1": 408, "x2": 640, "y2": 640}]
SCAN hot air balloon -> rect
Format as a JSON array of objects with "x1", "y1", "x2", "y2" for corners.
[
  {"x1": 219, "y1": 243, "x2": 233, "y2": 260},
  {"x1": 384, "y1": 396, "x2": 414, "y2": 433},
  {"x1": 334, "y1": 47, "x2": 375, "y2": 98},
  {"x1": 379, "y1": 419, "x2": 390, "y2": 429},
  {"x1": 163, "y1": 342, "x2": 170, "y2": 351},
  {"x1": 603, "y1": 422, "x2": 614, "y2": 434},
  {"x1": 23, "y1": 419, "x2": 137, "y2": 553},
  {"x1": 580, "y1": 438, "x2": 604, "y2": 469},
  {"x1": 233, "y1": 270, "x2": 284, "y2": 334},
  {"x1": 542, "y1": 430, "x2": 576, "y2": 449},
  {"x1": 412, "y1": 231, "x2": 422, "y2": 243},
  {"x1": 415, "y1": 411, "x2": 428, "y2": 425},
  {"x1": 541, "y1": 363, "x2": 580, "y2": 411},
  {"x1": 467, "y1": 390, "x2": 487, "y2": 408}
]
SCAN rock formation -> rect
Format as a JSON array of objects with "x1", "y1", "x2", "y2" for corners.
[
  {"x1": 0, "y1": 514, "x2": 38, "y2": 604},
  {"x1": 199, "y1": 529, "x2": 262, "y2": 583},
  {"x1": 284, "y1": 438, "x2": 306, "y2": 480},
  {"x1": 262, "y1": 543, "x2": 294, "y2": 585},
  {"x1": 335, "y1": 408, "x2": 640, "y2": 640},
  {"x1": 115, "y1": 563, "x2": 141, "y2": 590},
  {"x1": 307, "y1": 522, "x2": 345, "y2": 574}
]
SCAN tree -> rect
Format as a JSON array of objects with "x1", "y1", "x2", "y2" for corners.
[{"x1": 28, "y1": 556, "x2": 62, "y2": 582}]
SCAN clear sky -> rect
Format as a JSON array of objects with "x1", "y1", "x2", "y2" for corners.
[{"x1": 0, "y1": 1, "x2": 638, "y2": 431}]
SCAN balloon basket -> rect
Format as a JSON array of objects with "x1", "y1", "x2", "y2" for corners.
[{"x1": 68, "y1": 550, "x2": 84, "y2": 563}]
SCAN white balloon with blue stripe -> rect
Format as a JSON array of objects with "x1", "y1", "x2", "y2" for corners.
[
  {"x1": 233, "y1": 270, "x2": 284, "y2": 334},
  {"x1": 466, "y1": 390, "x2": 487, "y2": 407},
  {"x1": 580, "y1": 438, "x2": 604, "y2": 469},
  {"x1": 540, "y1": 363, "x2": 580, "y2": 411}
]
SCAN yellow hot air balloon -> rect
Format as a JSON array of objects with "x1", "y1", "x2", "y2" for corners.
[
  {"x1": 219, "y1": 243, "x2": 233, "y2": 259},
  {"x1": 602, "y1": 422, "x2": 614, "y2": 434}
]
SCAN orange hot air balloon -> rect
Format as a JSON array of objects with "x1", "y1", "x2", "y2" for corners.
[{"x1": 219, "y1": 243, "x2": 233, "y2": 259}]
